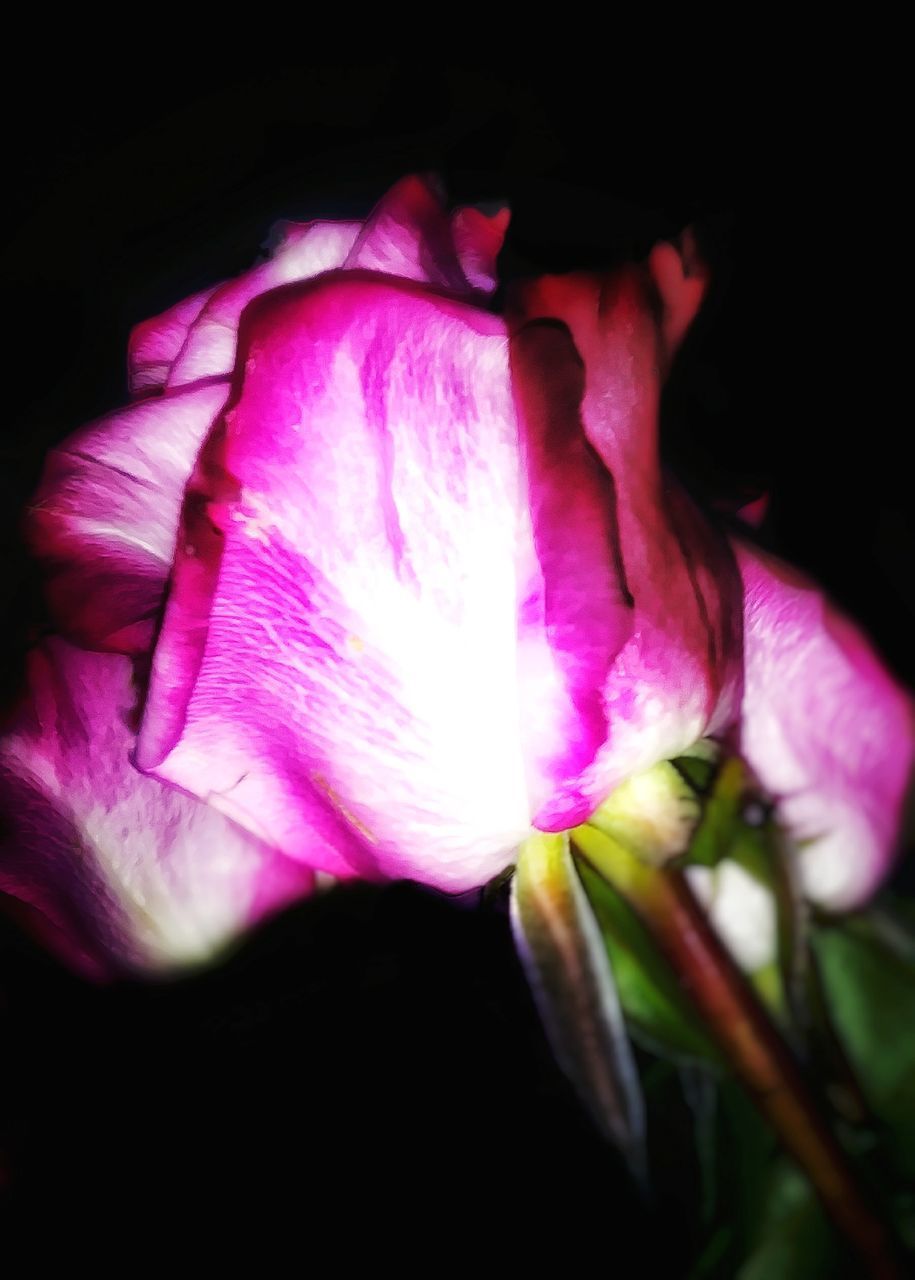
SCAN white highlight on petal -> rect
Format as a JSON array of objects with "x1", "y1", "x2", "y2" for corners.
[{"x1": 2, "y1": 643, "x2": 311, "y2": 972}]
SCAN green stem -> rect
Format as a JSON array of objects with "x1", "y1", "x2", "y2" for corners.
[{"x1": 573, "y1": 823, "x2": 902, "y2": 1280}]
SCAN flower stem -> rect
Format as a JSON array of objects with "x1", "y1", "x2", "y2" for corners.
[{"x1": 573, "y1": 824, "x2": 903, "y2": 1280}]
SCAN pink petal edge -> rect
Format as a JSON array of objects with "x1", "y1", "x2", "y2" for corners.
[
  {"x1": 27, "y1": 381, "x2": 230, "y2": 653},
  {"x1": 0, "y1": 639, "x2": 314, "y2": 978},
  {"x1": 735, "y1": 537, "x2": 915, "y2": 908}
]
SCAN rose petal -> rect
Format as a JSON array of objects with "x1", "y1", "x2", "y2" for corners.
[
  {"x1": 165, "y1": 177, "x2": 504, "y2": 391},
  {"x1": 0, "y1": 639, "x2": 314, "y2": 978},
  {"x1": 509, "y1": 270, "x2": 742, "y2": 812},
  {"x1": 647, "y1": 231, "x2": 709, "y2": 368},
  {"x1": 127, "y1": 285, "x2": 220, "y2": 397},
  {"x1": 166, "y1": 221, "x2": 361, "y2": 389},
  {"x1": 342, "y1": 174, "x2": 470, "y2": 292},
  {"x1": 510, "y1": 317, "x2": 634, "y2": 829},
  {"x1": 138, "y1": 276, "x2": 547, "y2": 892},
  {"x1": 451, "y1": 205, "x2": 511, "y2": 295},
  {"x1": 734, "y1": 538, "x2": 915, "y2": 909},
  {"x1": 27, "y1": 381, "x2": 229, "y2": 653},
  {"x1": 735, "y1": 493, "x2": 770, "y2": 529}
]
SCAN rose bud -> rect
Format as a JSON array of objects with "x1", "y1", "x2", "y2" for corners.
[
  {"x1": 19, "y1": 172, "x2": 908, "y2": 967},
  {"x1": 21, "y1": 177, "x2": 742, "y2": 899},
  {"x1": 127, "y1": 198, "x2": 741, "y2": 892},
  {"x1": 0, "y1": 639, "x2": 313, "y2": 979}
]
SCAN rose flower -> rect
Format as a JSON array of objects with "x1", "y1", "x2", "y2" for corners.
[{"x1": 2, "y1": 176, "x2": 911, "y2": 978}]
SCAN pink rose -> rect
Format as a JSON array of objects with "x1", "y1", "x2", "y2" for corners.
[
  {"x1": 4, "y1": 175, "x2": 512, "y2": 974},
  {"x1": 3, "y1": 175, "x2": 910, "y2": 977},
  {"x1": 124, "y1": 180, "x2": 740, "y2": 892}
]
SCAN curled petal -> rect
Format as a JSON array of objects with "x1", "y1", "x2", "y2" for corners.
[
  {"x1": 138, "y1": 277, "x2": 539, "y2": 892},
  {"x1": 165, "y1": 175, "x2": 502, "y2": 393},
  {"x1": 451, "y1": 204, "x2": 510, "y2": 294},
  {"x1": 509, "y1": 270, "x2": 742, "y2": 819},
  {"x1": 511, "y1": 317, "x2": 634, "y2": 829},
  {"x1": 0, "y1": 639, "x2": 313, "y2": 979},
  {"x1": 647, "y1": 230, "x2": 709, "y2": 368},
  {"x1": 27, "y1": 381, "x2": 230, "y2": 653},
  {"x1": 343, "y1": 174, "x2": 467, "y2": 292},
  {"x1": 734, "y1": 538, "x2": 915, "y2": 909},
  {"x1": 127, "y1": 285, "x2": 220, "y2": 397},
  {"x1": 166, "y1": 221, "x2": 361, "y2": 388},
  {"x1": 735, "y1": 493, "x2": 770, "y2": 529}
]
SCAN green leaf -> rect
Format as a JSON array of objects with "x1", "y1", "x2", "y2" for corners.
[
  {"x1": 686, "y1": 1082, "x2": 853, "y2": 1280},
  {"x1": 736, "y1": 1161, "x2": 842, "y2": 1280},
  {"x1": 810, "y1": 902, "x2": 915, "y2": 1254},
  {"x1": 511, "y1": 831, "x2": 647, "y2": 1182},
  {"x1": 812, "y1": 905, "x2": 915, "y2": 1177}
]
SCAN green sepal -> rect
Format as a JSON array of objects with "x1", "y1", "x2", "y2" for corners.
[
  {"x1": 681, "y1": 755, "x2": 749, "y2": 870},
  {"x1": 511, "y1": 830, "x2": 647, "y2": 1183},
  {"x1": 588, "y1": 759, "x2": 704, "y2": 865}
]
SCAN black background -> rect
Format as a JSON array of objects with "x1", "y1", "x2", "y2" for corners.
[{"x1": 0, "y1": 56, "x2": 909, "y2": 1270}]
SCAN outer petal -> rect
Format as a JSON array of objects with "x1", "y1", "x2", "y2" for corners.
[
  {"x1": 0, "y1": 639, "x2": 314, "y2": 979},
  {"x1": 163, "y1": 174, "x2": 504, "y2": 392},
  {"x1": 343, "y1": 174, "x2": 468, "y2": 292},
  {"x1": 734, "y1": 538, "x2": 915, "y2": 909},
  {"x1": 166, "y1": 220, "x2": 361, "y2": 389},
  {"x1": 647, "y1": 231, "x2": 709, "y2": 370},
  {"x1": 451, "y1": 205, "x2": 510, "y2": 295},
  {"x1": 127, "y1": 285, "x2": 220, "y2": 397},
  {"x1": 27, "y1": 381, "x2": 230, "y2": 653},
  {"x1": 511, "y1": 318, "x2": 636, "y2": 828},
  {"x1": 137, "y1": 276, "x2": 540, "y2": 892},
  {"x1": 128, "y1": 176, "x2": 509, "y2": 394},
  {"x1": 141, "y1": 275, "x2": 633, "y2": 886},
  {"x1": 509, "y1": 269, "x2": 743, "y2": 826}
]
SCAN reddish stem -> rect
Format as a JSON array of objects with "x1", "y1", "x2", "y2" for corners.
[{"x1": 575, "y1": 830, "x2": 902, "y2": 1279}]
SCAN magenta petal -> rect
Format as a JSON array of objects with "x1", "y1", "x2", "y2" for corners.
[
  {"x1": 166, "y1": 220, "x2": 361, "y2": 388},
  {"x1": 127, "y1": 285, "x2": 220, "y2": 396},
  {"x1": 0, "y1": 639, "x2": 314, "y2": 979},
  {"x1": 138, "y1": 277, "x2": 537, "y2": 892},
  {"x1": 735, "y1": 539, "x2": 915, "y2": 909},
  {"x1": 647, "y1": 233, "x2": 709, "y2": 368},
  {"x1": 510, "y1": 318, "x2": 634, "y2": 829},
  {"x1": 510, "y1": 272, "x2": 742, "y2": 807},
  {"x1": 165, "y1": 179, "x2": 503, "y2": 390},
  {"x1": 343, "y1": 174, "x2": 471, "y2": 293},
  {"x1": 451, "y1": 205, "x2": 510, "y2": 295},
  {"x1": 27, "y1": 381, "x2": 229, "y2": 653}
]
